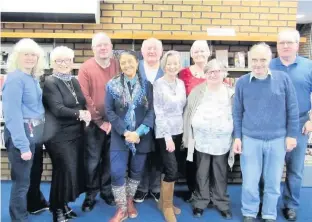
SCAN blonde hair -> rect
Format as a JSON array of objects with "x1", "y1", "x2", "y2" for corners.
[
  {"x1": 204, "y1": 59, "x2": 228, "y2": 77},
  {"x1": 141, "y1": 38, "x2": 163, "y2": 52},
  {"x1": 190, "y1": 40, "x2": 210, "y2": 54},
  {"x1": 50, "y1": 46, "x2": 75, "y2": 64},
  {"x1": 7, "y1": 38, "x2": 45, "y2": 77},
  {"x1": 160, "y1": 50, "x2": 181, "y2": 71}
]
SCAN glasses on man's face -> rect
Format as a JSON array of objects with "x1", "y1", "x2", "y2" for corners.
[
  {"x1": 251, "y1": 58, "x2": 267, "y2": 64},
  {"x1": 206, "y1": 70, "x2": 222, "y2": 75},
  {"x1": 278, "y1": 41, "x2": 296, "y2": 46},
  {"x1": 55, "y1": 59, "x2": 72, "y2": 65}
]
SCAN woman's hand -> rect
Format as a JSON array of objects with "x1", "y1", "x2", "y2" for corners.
[
  {"x1": 166, "y1": 139, "x2": 175, "y2": 153},
  {"x1": 21, "y1": 151, "x2": 32, "y2": 161},
  {"x1": 79, "y1": 110, "x2": 91, "y2": 126},
  {"x1": 125, "y1": 131, "x2": 140, "y2": 143}
]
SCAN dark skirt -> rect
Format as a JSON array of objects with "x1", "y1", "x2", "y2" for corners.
[{"x1": 45, "y1": 135, "x2": 85, "y2": 210}]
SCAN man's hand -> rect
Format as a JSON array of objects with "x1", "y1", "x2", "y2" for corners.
[
  {"x1": 286, "y1": 137, "x2": 297, "y2": 152},
  {"x1": 233, "y1": 138, "x2": 242, "y2": 154},
  {"x1": 100, "y1": 122, "x2": 111, "y2": 134},
  {"x1": 166, "y1": 139, "x2": 175, "y2": 153},
  {"x1": 21, "y1": 151, "x2": 32, "y2": 161},
  {"x1": 302, "y1": 120, "x2": 312, "y2": 135}
]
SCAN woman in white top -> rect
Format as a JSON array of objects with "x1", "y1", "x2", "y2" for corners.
[
  {"x1": 183, "y1": 59, "x2": 234, "y2": 220},
  {"x1": 154, "y1": 51, "x2": 186, "y2": 222}
]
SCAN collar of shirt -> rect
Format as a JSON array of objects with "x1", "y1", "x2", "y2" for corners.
[
  {"x1": 249, "y1": 69, "x2": 272, "y2": 82},
  {"x1": 275, "y1": 56, "x2": 300, "y2": 67},
  {"x1": 124, "y1": 74, "x2": 138, "y2": 87}
]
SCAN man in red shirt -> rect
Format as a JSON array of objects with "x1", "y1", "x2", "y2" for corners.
[{"x1": 78, "y1": 32, "x2": 120, "y2": 211}]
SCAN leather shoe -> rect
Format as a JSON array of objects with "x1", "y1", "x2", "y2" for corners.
[
  {"x1": 220, "y1": 210, "x2": 232, "y2": 220},
  {"x1": 257, "y1": 203, "x2": 262, "y2": 218},
  {"x1": 193, "y1": 208, "x2": 203, "y2": 217},
  {"x1": 283, "y1": 208, "x2": 297, "y2": 221},
  {"x1": 243, "y1": 216, "x2": 255, "y2": 222},
  {"x1": 63, "y1": 204, "x2": 77, "y2": 219},
  {"x1": 100, "y1": 193, "x2": 116, "y2": 206},
  {"x1": 81, "y1": 198, "x2": 96, "y2": 212}
]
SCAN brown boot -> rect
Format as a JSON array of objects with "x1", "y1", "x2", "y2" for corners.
[
  {"x1": 109, "y1": 208, "x2": 128, "y2": 222},
  {"x1": 158, "y1": 187, "x2": 181, "y2": 215},
  {"x1": 161, "y1": 181, "x2": 179, "y2": 222},
  {"x1": 127, "y1": 197, "x2": 138, "y2": 218}
]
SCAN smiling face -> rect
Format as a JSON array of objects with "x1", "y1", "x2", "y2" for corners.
[
  {"x1": 164, "y1": 54, "x2": 181, "y2": 78},
  {"x1": 52, "y1": 56, "x2": 73, "y2": 74},
  {"x1": 92, "y1": 36, "x2": 113, "y2": 60},
  {"x1": 250, "y1": 46, "x2": 271, "y2": 76},
  {"x1": 119, "y1": 53, "x2": 138, "y2": 78},
  {"x1": 18, "y1": 52, "x2": 38, "y2": 71},
  {"x1": 191, "y1": 46, "x2": 210, "y2": 64},
  {"x1": 277, "y1": 34, "x2": 299, "y2": 59}
]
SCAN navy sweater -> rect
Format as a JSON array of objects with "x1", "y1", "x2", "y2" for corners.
[{"x1": 233, "y1": 70, "x2": 299, "y2": 140}]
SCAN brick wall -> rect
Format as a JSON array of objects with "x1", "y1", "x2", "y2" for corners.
[{"x1": 299, "y1": 24, "x2": 312, "y2": 59}]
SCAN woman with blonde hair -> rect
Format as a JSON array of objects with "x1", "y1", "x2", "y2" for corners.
[
  {"x1": 154, "y1": 50, "x2": 186, "y2": 222},
  {"x1": 183, "y1": 59, "x2": 234, "y2": 220},
  {"x1": 43, "y1": 46, "x2": 90, "y2": 222},
  {"x1": 2, "y1": 38, "x2": 46, "y2": 221}
]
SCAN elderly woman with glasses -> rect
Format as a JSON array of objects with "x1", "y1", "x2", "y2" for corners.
[
  {"x1": 183, "y1": 59, "x2": 235, "y2": 220},
  {"x1": 105, "y1": 51, "x2": 154, "y2": 222},
  {"x1": 42, "y1": 46, "x2": 91, "y2": 222},
  {"x1": 2, "y1": 38, "x2": 46, "y2": 222}
]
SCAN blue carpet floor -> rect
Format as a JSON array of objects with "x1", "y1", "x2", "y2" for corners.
[{"x1": 1, "y1": 181, "x2": 311, "y2": 221}]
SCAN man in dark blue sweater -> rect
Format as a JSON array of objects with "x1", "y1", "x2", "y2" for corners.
[
  {"x1": 270, "y1": 29, "x2": 312, "y2": 221},
  {"x1": 233, "y1": 42, "x2": 299, "y2": 222}
]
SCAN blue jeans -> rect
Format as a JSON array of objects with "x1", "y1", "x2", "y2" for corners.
[
  {"x1": 283, "y1": 117, "x2": 309, "y2": 209},
  {"x1": 110, "y1": 151, "x2": 147, "y2": 186},
  {"x1": 241, "y1": 135, "x2": 286, "y2": 220}
]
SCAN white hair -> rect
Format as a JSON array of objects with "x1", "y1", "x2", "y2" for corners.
[
  {"x1": 160, "y1": 50, "x2": 181, "y2": 71},
  {"x1": 92, "y1": 32, "x2": 111, "y2": 48},
  {"x1": 50, "y1": 46, "x2": 75, "y2": 64},
  {"x1": 278, "y1": 29, "x2": 300, "y2": 43},
  {"x1": 190, "y1": 40, "x2": 210, "y2": 53},
  {"x1": 6, "y1": 38, "x2": 45, "y2": 77},
  {"x1": 141, "y1": 38, "x2": 163, "y2": 51},
  {"x1": 250, "y1": 42, "x2": 272, "y2": 60}
]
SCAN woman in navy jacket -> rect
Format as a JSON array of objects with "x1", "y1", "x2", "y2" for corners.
[{"x1": 105, "y1": 51, "x2": 154, "y2": 222}]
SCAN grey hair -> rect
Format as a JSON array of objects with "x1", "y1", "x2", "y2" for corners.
[
  {"x1": 91, "y1": 32, "x2": 111, "y2": 47},
  {"x1": 141, "y1": 38, "x2": 163, "y2": 51},
  {"x1": 50, "y1": 46, "x2": 75, "y2": 64},
  {"x1": 278, "y1": 29, "x2": 300, "y2": 43},
  {"x1": 160, "y1": 50, "x2": 181, "y2": 71},
  {"x1": 249, "y1": 42, "x2": 272, "y2": 60},
  {"x1": 203, "y1": 59, "x2": 228, "y2": 77}
]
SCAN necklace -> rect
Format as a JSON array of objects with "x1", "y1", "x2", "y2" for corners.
[
  {"x1": 62, "y1": 80, "x2": 79, "y2": 104},
  {"x1": 167, "y1": 80, "x2": 177, "y2": 95}
]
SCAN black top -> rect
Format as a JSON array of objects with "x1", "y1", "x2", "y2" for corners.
[{"x1": 42, "y1": 76, "x2": 86, "y2": 142}]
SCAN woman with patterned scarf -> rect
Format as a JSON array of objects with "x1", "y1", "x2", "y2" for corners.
[
  {"x1": 43, "y1": 46, "x2": 91, "y2": 222},
  {"x1": 105, "y1": 51, "x2": 155, "y2": 222}
]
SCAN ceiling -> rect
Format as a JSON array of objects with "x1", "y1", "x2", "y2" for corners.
[{"x1": 297, "y1": 0, "x2": 312, "y2": 24}]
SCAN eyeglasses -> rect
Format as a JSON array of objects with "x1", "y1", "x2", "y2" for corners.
[
  {"x1": 251, "y1": 58, "x2": 267, "y2": 63},
  {"x1": 206, "y1": 70, "x2": 222, "y2": 75},
  {"x1": 55, "y1": 59, "x2": 72, "y2": 65},
  {"x1": 277, "y1": 41, "x2": 296, "y2": 46}
]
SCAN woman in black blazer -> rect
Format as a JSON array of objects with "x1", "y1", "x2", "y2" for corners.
[{"x1": 42, "y1": 46, "x2": 90, "y2": 222}]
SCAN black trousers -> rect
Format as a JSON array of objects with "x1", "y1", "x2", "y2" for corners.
[
  {"x1": 192, "y1": 150, "x2": 230, "y2": 211},
  {"x1": 27, "y1": 143, "x2": 47, "y2": 210},
  {"x1": 85, "y1": 122, "x2": 112, "y2": 199},
  {"x1": 158, "y1": 134, "x2": 183, "y2": 182}
]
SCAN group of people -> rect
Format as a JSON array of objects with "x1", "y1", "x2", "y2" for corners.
[{"x1": 2, "y1": 29, "x2": 312, "y2": 222}]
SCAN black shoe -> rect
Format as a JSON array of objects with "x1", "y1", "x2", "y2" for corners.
[
  {"x1": 193, "y1": 208, "x2": 203, "y2": 217},
  {"x1": 283, "y1": 208, "x2": 297, "y2": 221},
  {"x1": 53, "y1": 208, "x2": 68, "y2": 222},
  {"x1": 100, "y1": 193, "x2": 116, "y2": 206},
  {"x1": 81, "y1": 197, "x2": 96, "y2": 212},
  {"x1": 63, "y1": 203, "x2": 77, "y2": 219},
  {"x1": 207, "y1": 201, "x2": 214, "y2": 208},
  {"x1": 150, "y1": 192, "x2": 160, "y2": 202},
  {"x1": 243, "y1": 216, "x2": 256, "y2": 222},
  {"x1": 257, "y1": 203, "x2": 263, "y2": 218},
  {"x1": 133, "y1": 190, "x2": 148, "y2": 203},
  {"x1": 220, "y1": 210, "x2": 232, "y2": 220},
  {"x1": 28, "y1": 200, "x2": 50, "y2": 214},
  {"x1": 262, "y1": 219, "x2": 276, "y2": 222}
]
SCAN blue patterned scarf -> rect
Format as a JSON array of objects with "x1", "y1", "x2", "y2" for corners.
[{"x1": 52, "y1": 72, "x2": 73, "y2": 81}]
